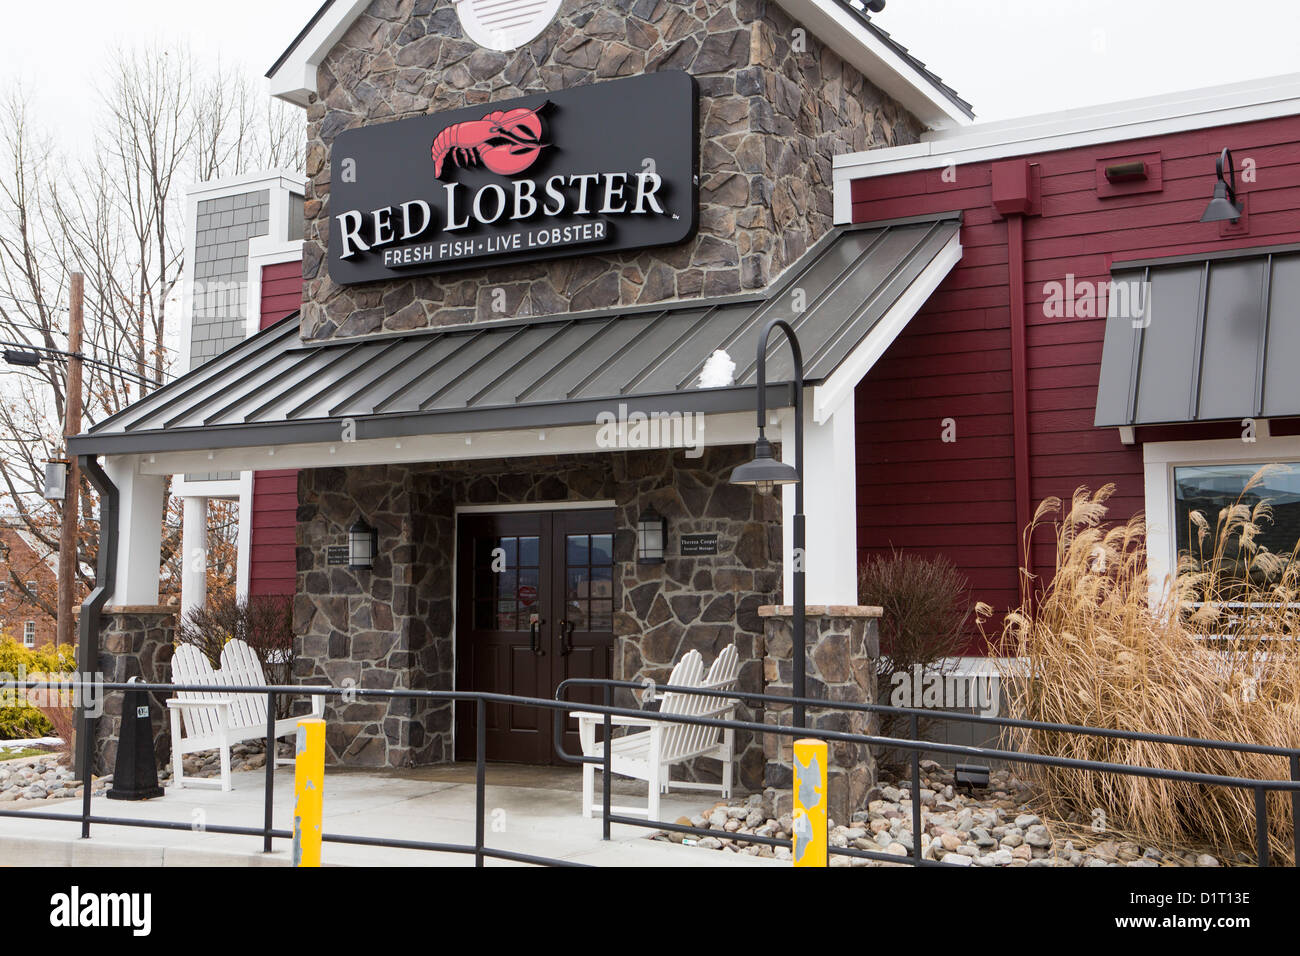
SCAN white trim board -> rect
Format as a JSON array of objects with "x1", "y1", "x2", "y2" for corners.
[
  {"x1": 130, "y1": 410, "x2": 780, "y2": 477},
  {"x1": 834, "y1": 71, "x2": 1300, "y2": 202}
]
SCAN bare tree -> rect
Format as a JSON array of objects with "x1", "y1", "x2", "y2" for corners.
[{"x1": 0, "y1": 41, "x2": 305, "y2": 611}]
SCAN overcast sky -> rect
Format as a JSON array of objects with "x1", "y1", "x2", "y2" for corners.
[{"x1": 0, "y1": 0, "x2": 1297, "y2": 139}]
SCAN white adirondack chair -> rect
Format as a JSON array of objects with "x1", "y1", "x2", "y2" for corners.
[
  {"x1": 167, "y1": 639, "x2": 324, "y2": 792},
  {"x1": 575, "y1": 645, "x2": 740, "y2": 820}
]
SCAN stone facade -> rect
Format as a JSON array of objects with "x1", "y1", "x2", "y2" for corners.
[
  {"x1": 760, "y1": 604, "x2": 880, "y2": 823},
  {"x1": 294, "y1": 446, "x2": 778, "y2": 788},
  {"x1": 299, "y1": 0, "x2": 923, "y2": 339},
  {"x1": 92, "y1": 607, "x2": 176, "y2": 776}
]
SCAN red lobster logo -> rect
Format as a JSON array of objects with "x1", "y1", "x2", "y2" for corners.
[{"x1": 430, "y1": 104, "x2": 548, "y2": 179}]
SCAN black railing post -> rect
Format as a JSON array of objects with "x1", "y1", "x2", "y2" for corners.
[
  {"x1": 79, "y1": 702, "x2": 94, "y2": 839},
  {"x1": 263, "y1": 691, "x2": 276, "y2": 853},
  {"x1": 909, "y1": 713, "x2": 922, "y2": 864},
  {"x1": 475, "y1": 697, "x2": 486, "y2": 868},
  {"x1": 1254, "y1": 786, "x2": 1270, "y2": 868},
  {"x1": 602, "y1": 684, "x2": 612, "y2": 842},
  {"x1": 1290, "y1": 754, "x2": 1299, "y2": 868}
]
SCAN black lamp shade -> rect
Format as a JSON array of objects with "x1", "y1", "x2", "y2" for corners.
[
  {"x1": 730, "y1": 438, "x2": 799, "y2": 496},
  {"x1": 637, "y1": 508, "x2": 667, "y2": 564},
  {"x1": 1201, "y1": 148, "x2": 1243, "y2": 223},
  {"x1": 1200, "y1": 181, "x2": 1243, "y2": 222},
  {"x1": 348, "y1": 518, "x2": 378, "y2": 570}
]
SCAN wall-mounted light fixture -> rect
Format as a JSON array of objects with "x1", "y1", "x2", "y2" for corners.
[
  {"x1": 348, "y1": 518, "x2": 378, "y2": 571},
  {"x1": 1200, "y1": 147, "x2": 1244, "y2": 223},
  {"x1": 41, "y1": 460, "x2": 68, "y2": 501},
  {"x1": 636, "y1": 507, "x2": 667, "y2": 565}
]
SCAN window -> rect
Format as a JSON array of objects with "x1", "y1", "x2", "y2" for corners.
[
  {"x1": 1173, "y1": 462, "x2": 1300, "y2": 598},
  {"x1": 23, "y1": 622, "x2": 35, "y2": 647},
  {"x1": 1145, "y1": 437, "x2": 1300, "y2": 590}
]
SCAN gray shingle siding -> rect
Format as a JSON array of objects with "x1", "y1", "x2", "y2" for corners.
[
  {"x1": 190, "y1": 188, "x2": 271, "y2": 372},
  {"x1": 187, "y1": 187, "x2": 271, "y2": 484}
]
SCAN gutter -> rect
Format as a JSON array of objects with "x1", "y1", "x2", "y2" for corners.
[{"x1": 73, "y1": 455, "x2": 117, "y2": 786}]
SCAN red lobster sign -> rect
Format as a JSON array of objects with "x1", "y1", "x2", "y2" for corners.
[{"x1": 430, "y1": 104, "x2": 548, "y2": 180}]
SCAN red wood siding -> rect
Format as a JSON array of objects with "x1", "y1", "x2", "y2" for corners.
[
  {"x1": 851, "y1": 115, "x2": 1300, "y2": 648},
  {"x1": 260, "y1": 260, "x2": 303, "y2": 329},
  {"x1": 249, "y1": 260, "x2": 303, "y2": 598}
]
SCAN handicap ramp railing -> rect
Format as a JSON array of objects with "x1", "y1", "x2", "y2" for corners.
[{"x1": 2, "y1": 677, "x2": 1298, "y2": 867}]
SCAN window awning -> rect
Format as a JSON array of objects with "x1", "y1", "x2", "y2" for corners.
[
  {"x1": 70, "y1": 213, "x2": 962, "y2": 458},
  {"x1": 1095, "y1": 244, "x2": 1300, "y2": 428}
]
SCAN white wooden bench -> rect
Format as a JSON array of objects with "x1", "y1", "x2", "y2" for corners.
[
  {"x1": 167, "y1": 639, "x2": 324, "y2": 792},
  {"x1": 574, "y1": 645, "x2": 740, "y2": 820}
]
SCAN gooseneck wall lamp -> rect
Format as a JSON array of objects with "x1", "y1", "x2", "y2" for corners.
[
  {"x1": 729, "y1": 318, "x2": 807, "y2": 727},
  {"x1": 1200, "y1": 147, "x2": 1244, "y2": 223}
]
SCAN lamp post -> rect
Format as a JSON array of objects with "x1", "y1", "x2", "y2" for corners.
[{"x1": 729, "y1": 318, "x2": 807, "y2": 727}]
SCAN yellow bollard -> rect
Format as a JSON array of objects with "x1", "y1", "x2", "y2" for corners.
[
  {"x1": 293, "y1": 718, "x2": 325, "y2": 867},
  {"x1": 792, "y1": 738, "x2": 828, "y2": 867}
]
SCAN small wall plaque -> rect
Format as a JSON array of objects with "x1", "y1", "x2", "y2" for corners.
[
  {"x1": 680, "y1": 533, "x2": 719, "y2": 556},
  {"x1": 327, "y1": 545, "x2": 350, "y2": 566}
]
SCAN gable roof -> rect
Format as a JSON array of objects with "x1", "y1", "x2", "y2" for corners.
[{"x1": 266, "y1": 0, "x2": 972, "y2": 128}]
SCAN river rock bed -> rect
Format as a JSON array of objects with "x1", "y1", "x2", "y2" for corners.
[
  {"x1": 653, "y1": 762, "x2": 1230, "y2": 867},
  {"x1": 0, "y1": 754, "x2": 106, "y2": 802}
]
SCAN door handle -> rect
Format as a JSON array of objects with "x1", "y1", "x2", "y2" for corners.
[
  {"x1": 530, "y1": 617, "x2": 546, "y2": 656},
  {"x1": 559, "y1": 620, "x2": 575, "y2": 657}
]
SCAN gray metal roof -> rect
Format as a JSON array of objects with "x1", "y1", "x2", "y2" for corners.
[
  {"x1": 71, "y1": 214, "x2": 961, "y2": 457},
  {"x1": 1095, "y1": 243, "x2": 1300, "y2": 428}
]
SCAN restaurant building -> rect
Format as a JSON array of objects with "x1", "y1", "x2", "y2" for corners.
[{"x1": 68, "y1": 1, "x2": 1300, "y2": 807}]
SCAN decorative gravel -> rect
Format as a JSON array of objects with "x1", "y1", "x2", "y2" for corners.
[{"x1": 656, "y1": 761, "x2": 1231, "y2": 867}]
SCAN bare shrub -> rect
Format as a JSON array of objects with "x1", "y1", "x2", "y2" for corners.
[
  {"x1": 175, "y1": 593, "x2": 295, "y2": 717},
  {"x1": 859, "y1": 551, "x2": 973, "y2": 769}
]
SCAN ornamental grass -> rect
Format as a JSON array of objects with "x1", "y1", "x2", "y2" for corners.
[{"x1": 990, "y1": 472, "x2": 1300, "y2": 865}]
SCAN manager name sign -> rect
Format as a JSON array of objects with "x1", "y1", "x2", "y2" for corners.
[{"x1": 328, "y1": 71, "x2": 699, "y2": 286}]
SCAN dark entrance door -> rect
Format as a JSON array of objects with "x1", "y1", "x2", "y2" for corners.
[{"x1": 454, "y1": 509, "x2": 615, "y2": 764}]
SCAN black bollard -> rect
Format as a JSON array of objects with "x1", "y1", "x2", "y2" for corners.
[{"x1": 106, "y1": 677, "x2": 164, "y2": 800}]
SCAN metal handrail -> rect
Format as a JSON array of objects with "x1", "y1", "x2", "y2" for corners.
[{"x1": 3, "y1": 677, "x2": 1298, "y2": 867}]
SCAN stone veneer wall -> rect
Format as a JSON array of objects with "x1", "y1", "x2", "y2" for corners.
[
  {"x1": 299, "y1": 0, "x2": 923, "y2": 339},
  {"x1": 92, "y1": 608, "x2": 176, "y2": 776},
  {"x1": 294, "y1": 446, "x2": 778, "y2": 788},
  {"x1": 760, "y1": 605, "x2": 880, "y2": 823}
]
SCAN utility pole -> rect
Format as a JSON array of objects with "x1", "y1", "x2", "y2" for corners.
[{"x1": 57, "y1": 273, "x2": 84, "y2": 647}]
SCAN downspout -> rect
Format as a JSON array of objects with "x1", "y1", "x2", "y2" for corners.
[
  {"x1": 74, "y1": 454, "x2": 118, "y2": 785},
  {"x1": 1007, "y1": 214, "x2": 1032, "y2": 583},
  {"x1": 991, "y1": 160, "x2": 1038, "y2": 590}
]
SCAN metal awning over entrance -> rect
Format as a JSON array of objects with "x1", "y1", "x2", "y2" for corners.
[
  {"x1": 70, "y1": 213, "x2": 962, "y2": 459},
  {"x1": 1095, "y1": 243, "x2": 1300, "y2": 427}
]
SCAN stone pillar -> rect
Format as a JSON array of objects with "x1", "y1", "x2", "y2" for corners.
[
  {"x1": 93, "y1": 607, "x2": 176, "y2": 776},
  {"x1": 760, "y1": 605, "x2": 881, "y2": 824}
]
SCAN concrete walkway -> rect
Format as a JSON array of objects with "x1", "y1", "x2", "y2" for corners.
[{"x1": 0, "y1": 764, "x2": 780, "y2": 867}]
